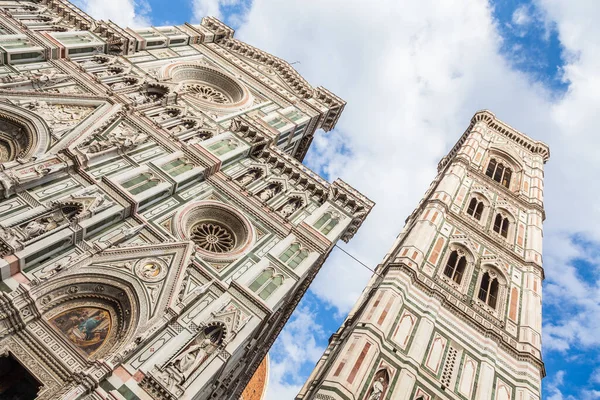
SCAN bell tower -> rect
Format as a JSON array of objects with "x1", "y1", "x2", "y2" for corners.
[{"x1": 298, "y1": 110, "x2": 549, "y2": 400}]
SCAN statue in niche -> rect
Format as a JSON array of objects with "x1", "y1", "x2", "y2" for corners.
[
  {"x1": 167, "y1": 325, "x2": 224, "y2": 384},
  {"x1": 109, "y1": 79, "x2": 137, "y2": 90},
  {"x1": 237, "y1": 169, "x2": 261, "y2": 186},
  {"x1": 151, "y1": 109, "x2": 180, "y2": 122},
  {"x1": 22, "y1": 217, "x2": 48, "y2": 239},
  {"x1": 368, "y1": 377, "x2": 385, "y2": 400},
  {"x1": 95, "y1": 68, "x2": 122, "y2": 79},
  {"x1": 0, "y1": 227, "x2": 18, "y2": 248},
  {"x1": 279, "y1": 198, "x2": 302, "y2": 218},
  {"x1": 128, "y1": 89, "x2": 164, "y2": 105},
  {"x1": 81, "y1": 56, "x2": 111, "y2": 68},
  {"x1": 172, "y1": 338, "x2": 214, "y2": 381},
  {"x1": 18, "y1": 204, "x2": 82, "y2": 241},
  {"x1": 20, "y1": 205, "x2": 78, "y2": 241},
  {"x1": 365, "y1": 369, "x2": 390, "y2": 400},
  {"x1": 257, "y1": 183, "x2": 281, "y2": 202}
]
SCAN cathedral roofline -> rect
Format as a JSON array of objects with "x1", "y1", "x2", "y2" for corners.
[{"x1": 203, "y1": 18, "x2": 346, "y2": 132}]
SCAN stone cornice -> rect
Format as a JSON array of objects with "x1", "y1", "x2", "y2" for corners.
[
  {"x1": 382, "y1": 262, "x2": 545, "y2": 373},
  {"x1": 439, "y1": 110, "x2": 550, "y2": 174}
]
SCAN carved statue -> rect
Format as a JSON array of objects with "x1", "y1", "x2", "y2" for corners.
[
  {"x1": 368, "y1": 377, "x2": 385, "y2": 400},
  {"x1": 84, "y1": 124, "x2": 148, "y2": 153},
  {"x1": 110, "y1": 80, "x2": 134, "y2": 90},
  {"x1": 279, "y1": 199, "x2": 300, "y2": 218},
  {"x1": 237, "y1": 170, "x2": 260, "y2": 186},
  {"x1": 0, "y1": 227, "x2": 18, "y2": 248},
  {"x1": 171, "y1": 338, "x2": 216, "y2": 383},
  {"x1": 82, "y1": 56, "x2": 112, "y2": 68},
  {"x1": 151, "y1": 109, "x2": 179, "y2": 122},
  {"x1": 21, "y1": 210, "x2": 66, "y2": 240},
  {"x1": 31, "y1": 69, "x2": 70, "y2": 88},
  {"x1": 95, "y1": 68, "x2": 120, "y2": 78},
  {"x1": 22, "y1": 218, "x2": 48, "y2": 239},
  {"x1": 258, "y1": 185, "x2": 278, "y2": 202},
  {"x1": 128, "y1": 90, "x2": 164, "y2": 105}
]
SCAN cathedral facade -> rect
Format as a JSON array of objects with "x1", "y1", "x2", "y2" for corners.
[
  {"x1": 0, "y1": 1, "x2": 373, "y2": 399},
  {"x1": 298, "y1": 111, "x2": 549, "y2": 400}
]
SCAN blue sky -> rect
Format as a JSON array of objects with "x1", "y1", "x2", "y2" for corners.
[{"x1": 76, "y1": 0, "x2": 600, "y2": 398}]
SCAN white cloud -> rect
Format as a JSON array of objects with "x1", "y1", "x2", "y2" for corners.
[
  {"x1": 266, "y1": 304, "x2": 325, "y2": 400},
  {"x1": 72, "y1": 0, "x2": 151, "y2": 28},
  {"x1": 512, "y1": 4, "x2": 532, "y2": 26},
  {"x1": 546, "y1": 370, "x2": 568, "y2": 400},
  {"x1": 220, "y1": 0, "x2": 600, "y2": 396},
  {"x1": 190, "y1": 0, "x2": 249, "y2": 26},
  {"x1": 591, "y1": 367, "x2": 600, "y2": 384}
]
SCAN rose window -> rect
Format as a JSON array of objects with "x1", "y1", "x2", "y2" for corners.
[
  {"x1": 167, "y1": 64, "x2": 250, "y2": 109},
  {"x1": 184, "y1": 84, "x2": 231, "y2": 104},
  {"x1": 191, "y1": 221, "x2": 236, "y2": 253},
  {"x1": 174, "y1": 201, "x2": 255, "y2": 261}
]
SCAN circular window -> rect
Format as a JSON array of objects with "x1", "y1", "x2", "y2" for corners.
[
  {"x1": 182, "y1": 83, "x2": 232, "y2": 104},
  {"x1": 173, "y1": 201, "x2": 255, "y2": 261},
  {"x1": 191, "y1": 221, "x2": 235, "y2": 253},
  {"x1": 162, "y1": 63, "x2": 251, "y2": 110},
  {"x1": 0, "y1": 116, "x2": 33, "y2": 162}
]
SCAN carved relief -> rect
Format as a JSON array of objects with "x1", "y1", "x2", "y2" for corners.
[{"x1": 80, "y1": 122, "x2": 148, "y2": 154}]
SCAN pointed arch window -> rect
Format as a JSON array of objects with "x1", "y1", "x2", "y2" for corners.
[
  {"x1": 122, "y1": 173, "x2": 160, "y2": 195},
  {"x1": 493, "y1": 214, "x2": 510, "y2": 238},
  {"x1": 162, "y1": 158, "x2": 194, "y2": 177},
  {"x1": 249, "y1": 269, "x2": 284, "y2": 300},
  {"x1": 443, "y1": 250, "x2": 467, "y2": 285},
  {"x1": 279, "y1": 242, "x2": 309, "y2": 269},
  {"x1": 478, "y1": 272, "x2": 499, "y2": 309},
  {"x1": 485, "y1": 158, "x2": 512, "y2": 189},
  {"x1": 314, "y1": 212, "x2": 339, "y2": 235},
  {"x1": 466, "y1": 198, "x2": 484, "y2": 220},
  {"x1": 314, "y1": 213, "x2": 331, "y2": 229},
  {"x1": 268, "y1": 117, "x2": 287, "y2": 130},
  {"x1": 208, "y1": 138, "x2": 239, "y2": 156}
]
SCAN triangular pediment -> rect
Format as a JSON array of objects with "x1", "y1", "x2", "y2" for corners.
[
  {"x1": 1, "y1": 93, "x2": 114, "y2": 152},
  {"x1": 87, "y1": 241, "x2": 194, "y2": 322}
]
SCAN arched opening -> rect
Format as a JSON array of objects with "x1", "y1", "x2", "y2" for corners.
[
  {"x1": 443, "y1": 250, "x2": 467, "y2": 285},
  {"x1": 0, "y1": 103, "x2": 51, "y2": 164},
  {"x1": 0, "y1": 354, "x2": 41, "y2": 399},
  {"x1": 466, "y1": 197, "x2": 484, "y2": 220},
  {"x1": 493, "y1": 214, "x2": 510, "y2": 238},
  {"x1": 485, "y1": 158, "x2": 513, "y2": 189},
  {"x1": 38, "y1": 278, "x2": 138, "y2": 361},
  {"x1": 478, "y1": 272, "x2": 500, "y2": 309}
]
